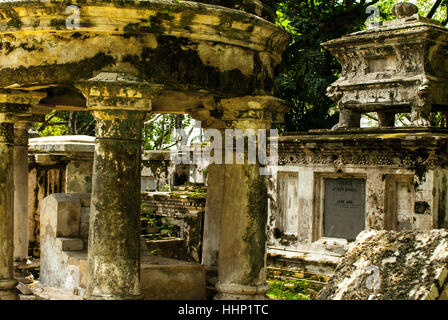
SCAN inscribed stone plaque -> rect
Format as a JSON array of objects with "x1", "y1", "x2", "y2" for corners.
[{"x1": 324, "y1": 179, "x2": 366, "y2": 240}]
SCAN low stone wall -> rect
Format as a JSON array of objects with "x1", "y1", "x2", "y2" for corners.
[
  {"x1": 141, "y1": 191, "x2": 206, "y2": 263},
  {"x1": 318, "y1": 230, "x2": 448, "y2": 300}
]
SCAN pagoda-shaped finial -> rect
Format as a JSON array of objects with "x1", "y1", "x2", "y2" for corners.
[{"x1": 391, "y1": 2, "x2": 419, "y2": 18}]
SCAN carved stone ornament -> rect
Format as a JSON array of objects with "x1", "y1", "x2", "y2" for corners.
[{"x1": 322, "y1": 4, "x2": 448, "y2": 130}]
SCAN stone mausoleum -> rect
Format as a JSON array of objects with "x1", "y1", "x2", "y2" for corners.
[
  {"x1": 0, "y1": 0, "x2": 290, "y2": 300},
  {"x1": 266, "y1": 3, "x2": 448, "y2": 284}
]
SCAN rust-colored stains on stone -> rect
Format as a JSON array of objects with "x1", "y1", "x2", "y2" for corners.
[{"x1": 318, "y1": 230, "x2": 448, "y2": 300}]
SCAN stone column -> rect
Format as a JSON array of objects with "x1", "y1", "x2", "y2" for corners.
[
  {"x1": 215, "y1": 159, "x2": 270, "y2": 300},
  {"x1": 192, "y1": 96, "x2": 288, "y2": 300},
  {"x1": 0, "y1": 118, "x2": 16, "y2": 300},
  {"x1": 202, "y1": 163, "x2": 225, "y2": 269},
  {"x1": 13, "y1": 121, "x2": 32, "y2": 263},
  {"x1": 78, "y1": 73, "x2": 162, "y2": 300},
  {"x1": 0, "y1": 90, "x2": 44, "y2": 300}
]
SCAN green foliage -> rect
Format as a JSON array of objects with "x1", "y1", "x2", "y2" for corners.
[
  {"x1": 143, "y1": 114, "x2": 192, "y2": 150},
  {"x1": 272, "y1": 0, "x2": 376, "y2": 132},
  {"x1": 141, "y1": 203, "x2": 180, "y2": 240},
  {"x1": 34, "y1": 110, "x2": 95, "y2": 137},
  {"x1": 267, "y1": 279, "x2": 312, "y2": 300}
]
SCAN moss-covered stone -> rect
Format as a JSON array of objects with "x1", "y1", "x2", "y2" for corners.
[
  {"x1": 122, "y1": 36, "x2": 262, "y2": 95},
  {"x1": 0, "y1": 52, "x2": 115, "y2": 88}
]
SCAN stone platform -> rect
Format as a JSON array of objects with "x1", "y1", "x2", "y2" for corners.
[{"x1": 35, "y1": 249, "x2": 205, "y2": 300}]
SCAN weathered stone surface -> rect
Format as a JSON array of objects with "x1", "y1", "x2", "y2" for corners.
[
  {"x1": 39, "y1": 193, "x2": 90, "y2": 291},
  {"x1": 57, "y1": 238, "x2": 83, "y2": 252},
  {"x1": 13, "y1": 121, "x2": 32, "y2": 262},
  {"x1": 140, "y1": 253, "x2": 206, "y2": 300},
  {"x1": 0, "y1": 132, "x2": 16, "y2": 300},
  {"x1": 40, "y1": 193, "x2": 83, "y2": 238},
  {"x1": 142, "y1": 191, "x2": 206, "y2": 263},
  {"x1": 0, "y1": 90, "x2": 45, "y2": 300},
  {"x1": 27, "y1": 135, "x2": 95, "y2": 246},
  {"x1": 266, "y1": 128, "x2": 448, "y2": 274},
  {"x1": 392, "y1": 3, "x2": 419, "y2": 18},
  {"x1": 215, "y1": 164, "x2": 269, "y2": 300},
  {"x1": 0, "y1": 0, "x2": 289, "y2": 301},
  {"x1": 202, "y1": 163, "x2": 225, "y2": 270},
  {"x1": 28, "y1": 135, "x2": 95, "y2": 154},
  {"x1": 65, "y1": 161, "x2": 93, "y2": 194},
  {"x1": 0, "y1": 1, "x2": 289, "y2": 104},
  {"x1": 318, "y1": 230, "x2": 448, "y2": 300},
  {"x1": 39, "y1": 193, "x2": 206, "y2": 300}
]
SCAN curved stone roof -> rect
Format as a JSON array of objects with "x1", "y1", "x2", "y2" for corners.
[{"x1": 0, "y1": 0, "x2": 275, "y2": 21}]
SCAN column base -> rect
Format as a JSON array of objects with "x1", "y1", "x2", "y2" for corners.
[
  {"x1": 0, "y1": 279, "x2": 18, "y2": 300},
  {"x1": 214, "y1": 282, "x2": 270, "y2": 300}
]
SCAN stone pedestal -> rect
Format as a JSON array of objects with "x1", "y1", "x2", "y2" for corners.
[
  {"x1": 78, "y1": 73, "x2": 162, "y2": 300},
  {"x1": 13, "y1": 121, "x2": 32, "y2": 262},
  {"x1": 323, "y1": 6, "x2": 448, "y2": 129}
]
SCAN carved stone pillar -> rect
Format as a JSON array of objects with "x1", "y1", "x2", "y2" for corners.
[
  {"x1": 0, "y1": 118, "x2": 16, "y2": 300},
  {"x1": 78, "y1": 73, "x2": 162, "y2": 300},
  {"x1": 13, "y1": 121, "x2": 32, "y2": 263},
  {"x1": 191, "y1": 96, "x2": 288, "y2": 300},
  {"x1": 0, "y1": 90, "x2": 44, "y2": 300}
]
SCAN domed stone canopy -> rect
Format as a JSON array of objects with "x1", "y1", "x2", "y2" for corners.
[
  {"x1": 0, "y1": 0, "x2": 289, "y2": 114},
  {"x1": 189, "y1": 0, "x2": 276, "y2": 21}
]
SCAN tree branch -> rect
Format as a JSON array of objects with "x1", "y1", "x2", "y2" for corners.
[{"x1": 427, "y1": 0, "x2": 442, "y2": 19}]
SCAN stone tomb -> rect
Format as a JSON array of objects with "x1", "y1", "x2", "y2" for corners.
[
  {"x1": 265, "y1": 4, "x2": 448, "y2": 284},
  {"x1": 322, "y1": 3, "x2": 448, "y2": 129},
  {"x1": 266, "y1": 129, "x2": 448, "y2": 276},
  {"x1": 38, "y1": 193, "x2": 206, "y2": 300},
  {"x1": 27, "y1": 135, "x2": 95, "y2": 252}
]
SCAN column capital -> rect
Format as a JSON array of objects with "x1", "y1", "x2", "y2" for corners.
[
  {"x1": 14, "y1": 121, "x2": 33, "y2": 147},
  {"x1": 188, "y1": 95, "x2": 290, "y2": 130},
  {"x1": 0, "y1": 90, "x2": 46, "y2": 144},
  {"x1": 0, "y1": 89, "x2": 47, "y2": 119},
  {"x1": 76, "y1": 72, "x2": 163, "y2": 114}
]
